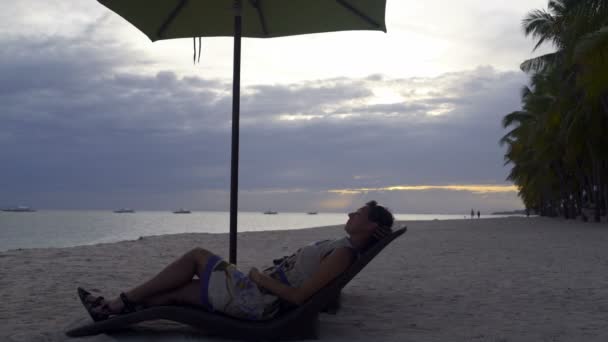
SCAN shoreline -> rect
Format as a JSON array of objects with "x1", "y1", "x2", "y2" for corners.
[
  {"x1": 2, "y1": 216, "x2": 608, "y2": 341},
  {"x1": 0, "y1": 215, "x2": 527, "y2": 253},
  {"x1": 0, "y1": 222, "x2": 352, "y2": 254}
]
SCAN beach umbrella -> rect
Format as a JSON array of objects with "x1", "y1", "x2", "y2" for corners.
[{"x1": 97, "y1": 0, "x2": 387, "y2": 264}]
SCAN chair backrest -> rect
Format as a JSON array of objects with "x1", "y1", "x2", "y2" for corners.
[
  {"x1": 334, "y1": 226, "x2": 407, "y2": 289},
  {"x1": 279, "y1": 226, "x2": 407, "y2": 318}
]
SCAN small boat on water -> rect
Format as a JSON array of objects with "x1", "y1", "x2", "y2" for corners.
[
  {"x1": 2, "y1": 206, "x2": 36, "y2": 212},
  {"x1": 307, "y1": 211, "x2": 318, "y2": 215},
  {"x1": 113, "y1": 208, "x2": 135, "y2": 213},
  {"x1": 173, "y1": 209, "x2": 191, "y2": 214},
  {"x1": 263, "y1": 210, "x2": 278, "y2": 215}
]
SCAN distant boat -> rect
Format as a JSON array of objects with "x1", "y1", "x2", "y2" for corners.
[
  {"x1": 173, "y1": 209, "x2": 191, "y2": 214},
  {"x1": 307, "y1": 211, "x2": 318, "y2": 215},
  {"x1": 113, "y1": 208, "x2": 135, "y2": 213},
  {"x1": 263, "y1": 210, "x2": 278, "y2": 215},
  {"x1": 2, "y1": 206, "x2": 36, "y2": 212}
]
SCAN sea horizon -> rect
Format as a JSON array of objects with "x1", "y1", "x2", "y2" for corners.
[
  {"x1": 0, "y1": 210, "x2": 523, "y2": 252},
  {"x1": 0, "y1": 208, "x2": 523, "y2": 215}
]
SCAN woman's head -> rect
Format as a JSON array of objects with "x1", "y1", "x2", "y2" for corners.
[{"x1": 345, "y1": 201, "x2": 394, "y2": 247}]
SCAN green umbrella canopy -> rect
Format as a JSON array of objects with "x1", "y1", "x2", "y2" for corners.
[
  {"x1": 98, "y1": 0, "x2": 387, "y2": 40},
  {"x1": 96, "y1": 0, "x2": 387, "y2": 264}
]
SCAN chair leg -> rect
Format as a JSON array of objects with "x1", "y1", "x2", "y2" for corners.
[
  {"x1": 276, "y1": 312, "x2": 320, "y2": 341},
  {"x1": 322, "y1": 291, "x2": 341, "y2": 315}
]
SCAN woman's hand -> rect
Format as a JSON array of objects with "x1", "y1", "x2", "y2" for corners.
[{"x1": 248, "y1": 267, "x2": 261, "y2": 284}]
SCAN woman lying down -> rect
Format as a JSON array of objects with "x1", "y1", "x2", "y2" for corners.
[{"x1": 79, "y1": 200, "x2": 394, "y2": 321}]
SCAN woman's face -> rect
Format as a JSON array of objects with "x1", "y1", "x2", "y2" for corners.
[{"x1": 345, "y1": 206, "x2": 376, "y2": 235}]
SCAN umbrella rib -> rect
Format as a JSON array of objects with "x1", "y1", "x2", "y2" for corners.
[
  {"x1": 335, "y1": 0, "x2": 381, "y2": 29},
  {"x1": 157, "y1": 0, "x2": 189, "y2": 40},
  {"x1": 249, "y1": 0, "x2": 269, "y2": 36}
]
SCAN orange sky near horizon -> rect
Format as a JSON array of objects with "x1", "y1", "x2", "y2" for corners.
[{"x1": 328, "y1": 184, "x2": 518, "y2": 195}]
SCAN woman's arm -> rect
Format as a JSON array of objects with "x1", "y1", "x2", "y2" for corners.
[
  {"x1": 250, "y1": 247, "x2": 353, "y2": 305},
  {"x1": 249, "y1": 270, "x2": 300, "y2": 304}
]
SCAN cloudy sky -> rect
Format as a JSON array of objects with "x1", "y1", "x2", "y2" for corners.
[{"x1": 0, "y1": 0, "x2": 553, "y2": 214}]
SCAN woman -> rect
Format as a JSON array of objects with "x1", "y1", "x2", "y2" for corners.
[{"x1": 80, "y1": 201, "x2": 394, "y2": 321}]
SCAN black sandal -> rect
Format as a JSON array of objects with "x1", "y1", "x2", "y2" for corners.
[
  {"x1": 77, "y1": 287, "x2": 109, "y2": 322},
  {"x1": 119, "y1": 292, "x2": 138, "y2": 314}
]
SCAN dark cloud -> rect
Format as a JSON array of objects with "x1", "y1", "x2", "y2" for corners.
[{"x1": 0, "y1": 23, "x2": 526, "y2": 212}]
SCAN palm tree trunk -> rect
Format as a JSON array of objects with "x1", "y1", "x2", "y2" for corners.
[
  {"x1": 577, "y1": 190, "x2": 587, "y2": 221},
  {"x1": 554, "y1": 162, "x2": 570, "y2": 219},
  {"x1": 576, "y1": 189, "x2": 582, "y2": 218},
  {"x1": 539, "y1": 195, "x2": 546, "y2": 216},
  {"x1": 593, "y1": 159, "x2": 601, "y2": 222},
  {"x1": 574, "y1": 160, "x2": 588, "y2": 220},
  {"x1": 601, "y1": 160, "x2": 607, "y2": 221},
  {"x1": 601, "y1": 93, "x2": 608, "y2": 116}
]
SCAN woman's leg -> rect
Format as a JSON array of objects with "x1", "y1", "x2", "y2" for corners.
[
  {"x1": 127, "y1": 247, "x2": 213, "y2": 302},
  {"x1": 140, "y1": 280, "x2": 205, "y2": 308},
  {"x1": 98, "y1": 247, "x2": 214, "y2": 313}
]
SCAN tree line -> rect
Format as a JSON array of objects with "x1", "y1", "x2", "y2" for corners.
[{"x1": 501, "y1": 0, "x2": 608, "y2": 221}]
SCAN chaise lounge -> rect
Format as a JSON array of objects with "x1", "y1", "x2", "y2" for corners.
[{"x1": 66, "y1": 226, "x2": 407, "y2": 340}]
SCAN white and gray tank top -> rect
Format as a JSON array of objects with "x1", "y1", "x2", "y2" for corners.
[{"x1": 263, "y1": 237, "x2": 355, "y2": 288}]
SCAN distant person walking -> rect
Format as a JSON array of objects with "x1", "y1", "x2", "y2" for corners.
[
  {"x1": 477, "y1": 210, "x2": 480, "y2": 218},
  {"x1": 471, "y1": 209, "x2": 475, "y2": 219}
]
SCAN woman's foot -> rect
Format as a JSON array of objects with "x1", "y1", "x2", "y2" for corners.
[
  {"x1": 97, "y1": 296, "x2": 126, "y2": 315},
  {"x1": 78, "y1": 287, "x2": 111, "y2": 321},
  {"x1": 77, "y1": 288, "x2": 135, "y2": 321}
]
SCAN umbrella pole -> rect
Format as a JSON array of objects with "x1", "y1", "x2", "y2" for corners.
[{"x1": 229, "y1": 1, "x2": 242, "y2": 265}]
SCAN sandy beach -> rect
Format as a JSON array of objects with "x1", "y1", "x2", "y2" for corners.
[{"x1": 2, "y1": 217, "x2": 608, "y2": 341}]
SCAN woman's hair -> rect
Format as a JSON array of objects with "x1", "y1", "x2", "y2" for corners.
[{"x1": 365, "y1": 200, "x2": 394, "y2": 241}]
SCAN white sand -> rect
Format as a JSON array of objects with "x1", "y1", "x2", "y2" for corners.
[{"x1": 2, "y1": 217, "x2": 608, "y2": 341}]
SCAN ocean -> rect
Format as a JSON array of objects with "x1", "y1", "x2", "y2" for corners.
[{"x1": 0, "y1": 210, "x2": 496, "y2": 251}]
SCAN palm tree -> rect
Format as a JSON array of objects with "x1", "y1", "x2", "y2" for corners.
[{"x1": 503, "y1": 0, "x2": 608, "y2": 222}]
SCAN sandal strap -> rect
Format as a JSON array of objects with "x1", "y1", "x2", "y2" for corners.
[
  {"x1": 119, "y1": 292, "x2": 137, "y2": 313},
  {"x1": 77, "y1": 287, "x2": 109, "y2": 322},
  {"x1": 91, "y1": 296, "x2": 105, "y2": 307}
]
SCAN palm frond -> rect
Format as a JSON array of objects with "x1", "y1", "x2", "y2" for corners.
[
  {"x1": 502, "y1": 111, "x2": 533, "y2": 128},
  {"x1": 548, "y1": 0, "x2": 567, "y2": 16},
  {"x1": 520, "y1": 52, "x2": 560, "y2": 73},
  {"x1": 499, "y1": 134, "x2": 514, "y2": 148},
  {"x1": 574, "y1": 25, "x2": 608, "y2": 61},
  {"x1": 522, "y1": 9, "x2": 558, "y2": 51},
  {"x1": 521, "y1": 85, "x2": 533, "y2": 100}
]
